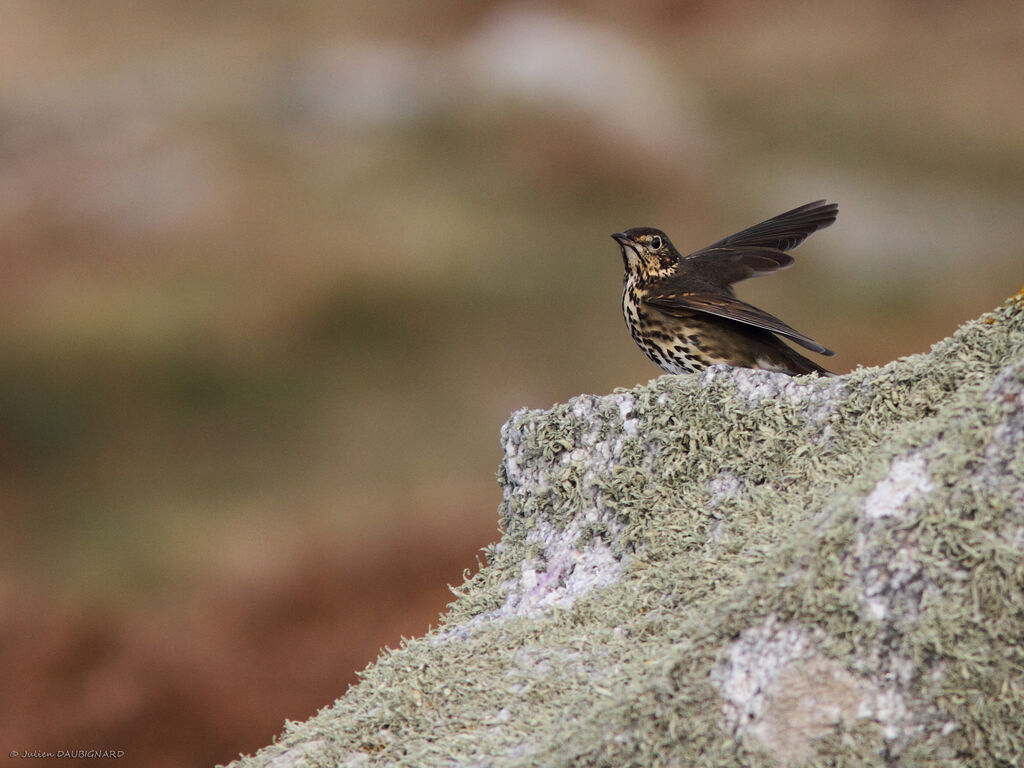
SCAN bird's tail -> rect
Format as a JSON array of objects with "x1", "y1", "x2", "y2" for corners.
[{"x1": 778, "y1": 345, "x2": 835, "y2": 377}]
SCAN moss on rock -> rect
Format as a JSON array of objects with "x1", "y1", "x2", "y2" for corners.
[{"x1": 228, "y1": 291, "x2": 1024, "y2": 768}]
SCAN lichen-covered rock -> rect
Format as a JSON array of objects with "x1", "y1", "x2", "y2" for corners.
[{"x1": 227, "y1": 292, "x2": 1024, "y2": 768}]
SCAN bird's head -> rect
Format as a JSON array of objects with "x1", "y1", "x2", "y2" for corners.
[{"x1": 611, "y1": 227, "x2": 679, "y2": 280}]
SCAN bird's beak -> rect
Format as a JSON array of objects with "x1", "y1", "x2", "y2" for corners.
[{"x1": 612, "y1": 233, "x2": 641, "y2": 258}]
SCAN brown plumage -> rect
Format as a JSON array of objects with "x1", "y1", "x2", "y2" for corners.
[{"x1": 611, "y1": 200, "x2": 838, "y2": 376}]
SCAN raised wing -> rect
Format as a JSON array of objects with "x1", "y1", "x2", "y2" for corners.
[
  {"x1": 678, "y1": 246, "x2": 795, "y2": 286},
  {"x1": 694, "y1": 200, "x2": 838, "y2": 254},
  {"x1": 644, "y1": 290, "x2": 835, "y2": 356}
]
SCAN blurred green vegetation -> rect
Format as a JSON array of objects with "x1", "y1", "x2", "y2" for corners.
[{"x1": 0, "y1": 0, "x2": 1021, "y2": 605}]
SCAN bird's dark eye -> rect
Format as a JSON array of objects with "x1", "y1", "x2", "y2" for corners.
[{"x1": 650, "y1": 235, "x2": 662, "y2": 250}]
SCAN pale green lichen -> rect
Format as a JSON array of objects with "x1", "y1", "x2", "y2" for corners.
[{"x1": 228, "y1": 294, "x2": 1024, "y2": 768}]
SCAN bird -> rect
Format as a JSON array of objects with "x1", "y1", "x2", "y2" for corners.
[{"x1": 611, "y1": 200, "x2": 838, "y2": 377}]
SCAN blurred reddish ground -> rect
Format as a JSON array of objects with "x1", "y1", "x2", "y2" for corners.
[{"x1": 0, "y1": 516, "x2": 497, "y2": 768}]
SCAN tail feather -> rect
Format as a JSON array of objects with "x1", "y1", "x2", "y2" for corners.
[{"x1": 776, "y1": 344, "x2": 835, "y2": 376}]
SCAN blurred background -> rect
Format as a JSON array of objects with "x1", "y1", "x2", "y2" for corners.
[{"x1": 1, "y1": 1, "x2": 1021, "y2": 765}]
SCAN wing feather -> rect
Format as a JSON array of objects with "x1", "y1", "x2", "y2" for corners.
[
  {"x1": 694, "y1": 200, "x2": 838, "y2": 254},
  {"x1": 680, "y1": 246, "x2": 795, "y2": 285},
  {"x1": 644, "y1": 291, "x2": 835, "y2": 356}
]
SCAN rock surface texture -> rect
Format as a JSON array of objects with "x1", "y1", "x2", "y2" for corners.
[{"x1": 228, "y1": 293, "x2": 1024, "y2": 767}]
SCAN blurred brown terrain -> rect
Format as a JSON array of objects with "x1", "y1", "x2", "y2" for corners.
[{"x1": 0, "y1": 1, "x2": 1021, "y2": 765}]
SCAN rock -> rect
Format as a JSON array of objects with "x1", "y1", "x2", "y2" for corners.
[{"x1": 226, "y1": 292, "x2": 1024, "y2": 767}]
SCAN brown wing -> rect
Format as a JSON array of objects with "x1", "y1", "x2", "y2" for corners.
[
  {"x1": 694, "y1": 200, "x2": 838, "y2": 254},
  {"x1": 644, "y1": 291, "x2": 835, "y2": 356},
  {"x1": 678, "y1": 246, "x2": 795, "y2": 286}
]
